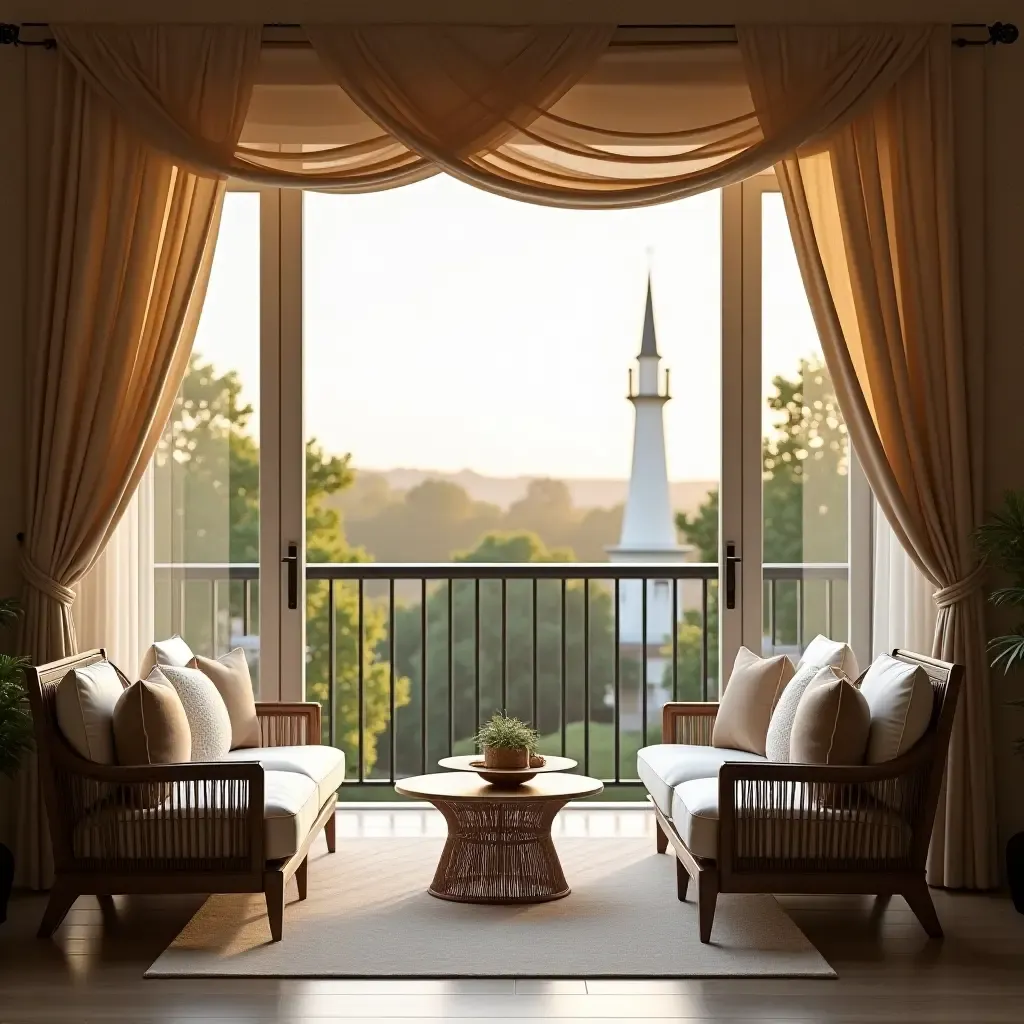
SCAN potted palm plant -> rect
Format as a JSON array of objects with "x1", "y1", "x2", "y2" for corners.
[
  {"x1": 0, "y1": 597, "x2": 32, "y2": 924},
  {"x1": 475, "y1": 711, "x2": 540, "y2": 770},
  {"x1": 975, "y1": 492, "x2": 1024, "y2": 912}
]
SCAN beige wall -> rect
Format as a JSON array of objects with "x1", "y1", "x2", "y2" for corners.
[{"x1": 0, "y1": 1, "x2": 1022, "y2": 855}]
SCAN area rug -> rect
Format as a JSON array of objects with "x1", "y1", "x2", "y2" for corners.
[{"x1": 146, "y1": 838, "x2": 835, "y2": 978}]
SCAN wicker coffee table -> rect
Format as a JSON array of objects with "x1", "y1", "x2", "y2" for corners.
[{"x1": 395, "y1": 771, "x2": 604, "y2": 904}]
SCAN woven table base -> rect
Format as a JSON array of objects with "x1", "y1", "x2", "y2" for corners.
[{"x1": 428, "y1": 797, "x2": 569, "y2": 904}]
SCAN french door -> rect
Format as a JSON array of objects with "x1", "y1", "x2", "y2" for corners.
[{"x1": 719, "y1": 175, "x2": 870, "y2": 679}]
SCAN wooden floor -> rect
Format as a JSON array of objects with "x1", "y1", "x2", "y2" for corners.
[{"x1": 1, "y1": 806, "x2": 1023, "y2": 1023}]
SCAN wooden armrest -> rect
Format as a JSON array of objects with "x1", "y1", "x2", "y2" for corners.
[
  {"x1": 255, "y1": 701, "x2": 322, "y2": 746},
  {"x1": 662, "y1": 701, "x2": 719, "y2": 744}
]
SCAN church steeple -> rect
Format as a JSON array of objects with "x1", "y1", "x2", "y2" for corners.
[{"x1": 609, "y1": 271, "x2": 683, "y2": 557}]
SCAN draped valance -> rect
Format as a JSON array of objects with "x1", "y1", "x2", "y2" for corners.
[{"x1": 53, "y1": 23, "x2": 929, "y2": 207}]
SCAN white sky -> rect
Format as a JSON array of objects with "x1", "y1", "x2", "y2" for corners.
[{"x1": 192, "y1": 179, "x2": 821, "y2": 483}]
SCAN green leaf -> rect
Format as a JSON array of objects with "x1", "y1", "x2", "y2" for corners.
[
  {"x1": 988, "y1": 630, "x2": 1024, "y2": 673},
  {"x1": 989, "y1": 587, "x2": 1024, "y2": 607}
]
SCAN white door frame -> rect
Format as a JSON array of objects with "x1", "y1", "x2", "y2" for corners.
[{"x1": 722, "y1": 173, "x2": 871, "y2": 675}]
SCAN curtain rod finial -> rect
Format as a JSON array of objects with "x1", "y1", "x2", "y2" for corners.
[{"x1": 990, "y1": 22, "x2": 1019, "y2": 45}]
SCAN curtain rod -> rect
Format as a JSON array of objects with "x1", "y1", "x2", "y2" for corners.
[{"x1": 1, "y1": 21, "x2": 1018, "y2": 49}]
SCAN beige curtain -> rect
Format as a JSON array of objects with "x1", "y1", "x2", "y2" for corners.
[
  {"x1": 741, "y1": 26, "x2": 997, "y2": 888},
  {"x1": 14, "y1": 28, "x2": 253, "y2": 888},
  {"x1": 58, "y1": 24, "x2": 933, "y2": 207}
]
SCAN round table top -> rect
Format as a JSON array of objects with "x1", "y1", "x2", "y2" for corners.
[
  {"x1": 436, "y1": 754, "x2": 578, "y2": 775},
  {"x1": 395, "y1": 771, "x2": 604, "y2": 802}
]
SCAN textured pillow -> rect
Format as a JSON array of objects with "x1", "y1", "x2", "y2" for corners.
[
  {"x1": 859, "y1": 655, "x2": 934, "y2": 763},
  {"x1": 113, "y1": 676, "x2": 191, "y2": 765},
  {"x1": 55, "y1": 660, "x2": 125, "y2": 763},
  {"x1": 191, "y1": 648, "x2": 260, "y2": 749},
  {"x1": 790, "y1": 672, "x2": 871, "y2": 765},
  {"x1": 765, "y1": 663, "x2": 842, "y2": 762},
  {"x1": 138, "y1": 635, "x2": 195, "y2": 679},
  {"x1": 712, "y1": 647, "x2": 795, "y2": 755},
  {"x1": 151, "y1": 665, "x2": 232, "y2": 761},
  {"x1": 797, "y1": 634, "x2": 860, "y2": 680}
]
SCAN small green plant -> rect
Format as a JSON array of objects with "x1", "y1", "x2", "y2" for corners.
[
  {"x1": 474, "y1": 711, "x2": 539, "y2": 753},
  {"x1": 0, "y1": 598, "x2": 33, "y2": 778},
  {"x1": 975, "y1": 491, "x2": 1024, "y2": 756}
]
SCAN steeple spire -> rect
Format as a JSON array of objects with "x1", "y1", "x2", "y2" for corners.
[{"x1": 638, "y1": 273, "x2": 660, "y2": 359}]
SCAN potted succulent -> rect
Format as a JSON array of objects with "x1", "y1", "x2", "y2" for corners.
[
  {"x1": 475, "y1": 712, "x2": 540, "y2": 770},
  {"x1": 975, "y1": 492, "x2": 1024, "y2": 913},
  {"x1": 0, "y1": 597, "x2": 33, "y2": 924}
]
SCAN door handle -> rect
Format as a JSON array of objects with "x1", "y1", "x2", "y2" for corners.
[
  {"x1": 725, "y1": 542, "x2": 742, "y2": 610},
  {"x1": 281, "y1": 543, "x2": 298, "y2": 610}
]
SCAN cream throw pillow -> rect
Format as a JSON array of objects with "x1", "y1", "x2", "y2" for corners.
[
  {"x1": 54, "y1": 660, "x2": 125, "y2": 763},
  {"x1": 797, "y1": 634, "x2": 860, "y2": 680},
  {"x1": 858, "y1": 655, "x2": 933, "y2": 763},
  {"x1": 138, "y1": 635, "x2": 195, "y2": 679},
  {"x1": 113, "y1": 676, "x2": 191, "y2": 765},
  {"x1": 790, "y1": 672, "x2": 870, "y2": 765},
  {"x1": 191, "y1": 649, "x2": 260, "y2": 749},
  {"x1": 150, "y1": 665, "x2": 232, "y2": 761},
  {"x1": 712, "y1": 647, "x2": 795, "y2": 756},
  {"x1": 765, "y1": 663, "x2": 841, "y2": 762}
]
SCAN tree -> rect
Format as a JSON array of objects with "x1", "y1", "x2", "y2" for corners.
[
  {"x1": 389, "y1": 530, "x2": 631, "y2": 775},
  {"x1": 153, "y1": 354, "x2": 408, "y2": 773},
  {"x1": 673, "y1": 354, "x2": 849, "y2": 667}
]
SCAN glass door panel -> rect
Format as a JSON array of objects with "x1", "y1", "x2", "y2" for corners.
[{"x1": 153, "y1": 190, "x2": 263, "y2": 691}]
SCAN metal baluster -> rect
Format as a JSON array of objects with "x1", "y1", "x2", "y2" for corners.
[
  {"x1": 614, "y1": 578, "x2": 620, "y2": 784},
  {"x1": 242, "y1": 579, "x2": 250, "y2": 636},
  {"x1": 797, "y1": 577, "x2": 805, "y2": 650},
  {"x1": 769, "y1": 578, "x2": 777, "y2": 654},
  {"x1": 389, "y1": 578, "x2": 396, "y2": 783},
  {"x1": 501, "y1": 576, "x2": 507, "y2": 712},
  {"x1": 641, "y1": 577, "x2": 648, "y2": 748},
  {"x1": 210, "y1": 579, "x2": 218, "y2": 656},
  {"x1": 358, "y1": 579, "x2": 364, "y2": 783},
  {"x1": 532, "y1": 577, "x2": 538, "y2": 731},
  {"x1": 560, "y1": 579, "x2": 567, "y2": 758},
  {"x1": 328, "y1": 580, "x2": 336, "y2": 748},
  {"x1": 583, "y1": 578, "x2": 590, "y2": 778},
  {"x1": 701, "y1": 579, "x2": 709, "y2": 702},
  {"x1": 474, "y1": 578, "x2": 481, "y2": 731},
  {"x1": 448, "y1": 577, "x2": 454, "y2": 756},
  {"x1": 421, "y1": 578, "x2": 428, "y2": 774},
  {"x1": 671, "y1": 577, "x2": 679, "y2": 702}
]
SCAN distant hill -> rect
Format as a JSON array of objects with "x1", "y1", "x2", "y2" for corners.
[{"x1": 339, "y1": 468, "x2": 716, "y2": 515}]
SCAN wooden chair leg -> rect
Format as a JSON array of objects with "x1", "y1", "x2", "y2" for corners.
[
  {"x1": 696, "y1": 869, "x2": 719, "y2": 944},
  {"x1": 295, "y1": 855, "x2": 309, "y2": 901},
  {"x1": 37, "y1": 885, "x2": 78, "y2": 939},
  {"x1": 655, "y1": 819, "x2": 668, "y2": 855},
  {"x1": 324, "y1": 808, "x2": 337, "y2": 854},
  {"x1": 675, "y1": 856, "x2": 689, "y2": 902},
  {"x1": 264, "y1": 872, "x2": 285, "y2": 942},
  {"x1": 903, "y1": 880, "x2": 943, "y2": 938}
]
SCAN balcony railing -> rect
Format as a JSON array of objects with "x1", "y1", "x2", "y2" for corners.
[{"x1": 155, "y1": 561, "x2": 848, "y2": 792}]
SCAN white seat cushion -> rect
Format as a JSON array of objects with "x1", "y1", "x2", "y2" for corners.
[
  {"x1": 636, "y1": 744, "x2": 767, "y2": 814},
  {"x1": 670, "y1": 777, "x2": 909, "y2": 862},
  {"x1": 220, "y1": 745, "x2": 346, "y2": 808},
  {"x1": 73, "y1": 770, "x2": 321, "y2": 863}
]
